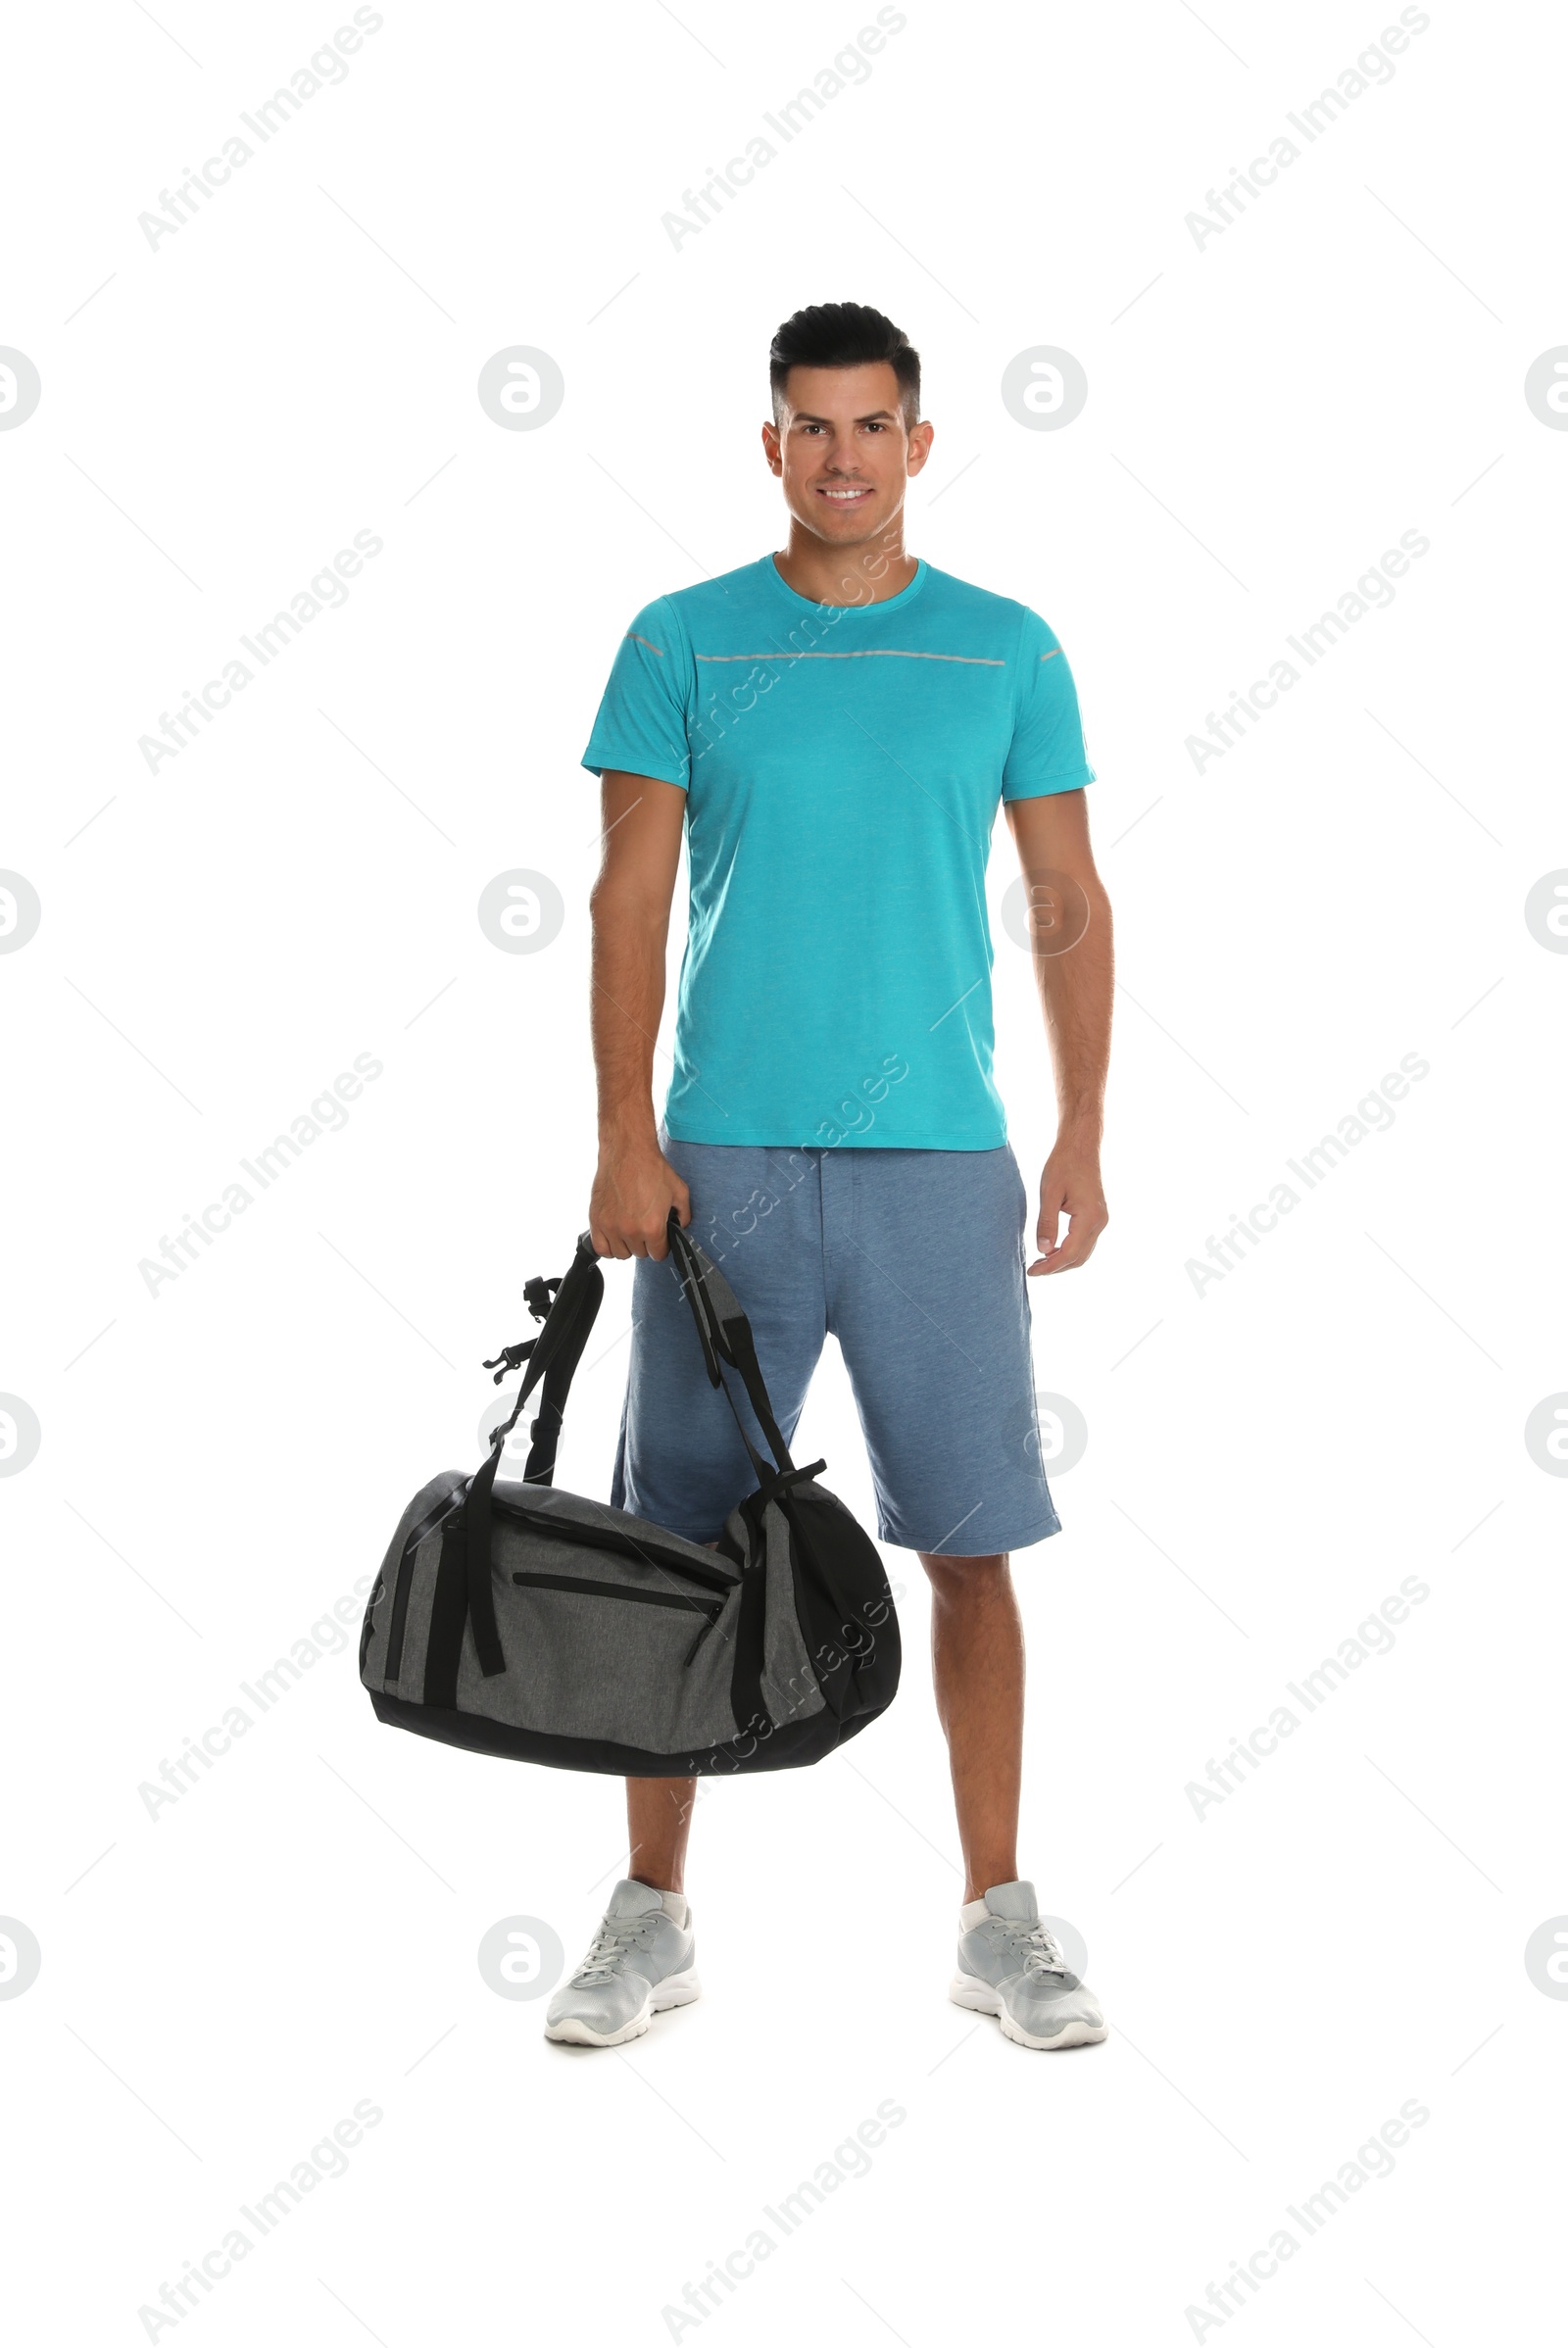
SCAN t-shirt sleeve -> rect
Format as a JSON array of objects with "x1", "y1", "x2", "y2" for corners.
[
  {"x1": 580, "y1": 597, "x2": 692, "y2": 789},
  {"x1": 1001, "y1": 607, "x2": 1097, "y2": 802}
]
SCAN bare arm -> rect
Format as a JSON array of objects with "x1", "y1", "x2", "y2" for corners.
[
  {"x1": 587, "y1": 771, "x2": 691, "y2": 1260},
  {"x1": 1003, "y1": 788, "x2": 1113, "y2": 1275}
]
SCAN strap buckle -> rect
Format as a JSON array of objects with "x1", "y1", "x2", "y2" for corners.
[
  {"x1": 523, "y1": 1273, "x2": 561, "y2": 1322},
  {"x1": 758, "y1": 1457, "x2": 826, "y2": 1505},
  {"x1": 481, "y1": 1336, "x2": 538, "y2": 1385}
]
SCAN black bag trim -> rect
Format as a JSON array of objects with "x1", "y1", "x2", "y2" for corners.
[
  {"x1": 779, "y1": 1486, "x2": 900, "y2": 1726},
  {"x1": 370, "y1": 1688, "x2": 881, "y2": 1778},
  {"x1": 728, "y1": 1495, "x2": 770, "y2": 1736},
  {"x1": 422, "y1": 1512, "x2": 471, "y2": 1709},
  {"x1": 383, "y1": 1488, "x2": 466, "y2": 1688}
]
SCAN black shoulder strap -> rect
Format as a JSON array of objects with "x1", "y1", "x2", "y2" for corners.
[
  {"x1": 466, "y1": 1233, "x2": 603, "y2": 1676},
  {"x1": 665, "y1": 1214, "x2": 795, "y2": 1481}
]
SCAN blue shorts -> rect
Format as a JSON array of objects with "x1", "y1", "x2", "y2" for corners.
[{"x1": 611, "y1": 1137, "x2": 1061, "y2": 1555}]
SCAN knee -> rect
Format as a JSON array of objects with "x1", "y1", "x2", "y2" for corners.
[{"x1": 919, "y1": 1551, "x2": 1009, "y2": 1608}]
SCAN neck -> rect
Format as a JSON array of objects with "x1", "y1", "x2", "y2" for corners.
[{"x1": 773, "y1": 512, "x2": 917, "y2": 608}]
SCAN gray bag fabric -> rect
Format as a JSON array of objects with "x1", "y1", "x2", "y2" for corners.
[{"x1": 359, "y1": 1218, "x2": 902, "y2": 1776}]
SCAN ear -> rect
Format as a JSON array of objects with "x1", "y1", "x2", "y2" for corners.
[
  {"x1": 760, "y1": 417, "x2": 783, "y2": 477},
  {"x1": 906, "y1": 419, "x2": 935, "y2": 476}
]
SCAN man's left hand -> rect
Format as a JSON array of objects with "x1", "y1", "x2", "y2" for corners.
[{"x1": 1030, "y1": 1140, "x2": 1107, "y2": 1275}]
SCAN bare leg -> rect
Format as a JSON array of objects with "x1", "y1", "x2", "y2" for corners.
[
  {"x1": 918, "y1": 1552, "x2": 1024, "y2": 1904},
  {"x1": 625, "y1": 1777, "x2": 696, "y2": 1894},
  {"x1": 622, "y1": 1537, "x2": 721, "y2": 1895}
]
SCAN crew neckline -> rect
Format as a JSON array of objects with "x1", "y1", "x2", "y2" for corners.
[{"x1": 760, "y1": 551, "x2": 930, "y2": 617}]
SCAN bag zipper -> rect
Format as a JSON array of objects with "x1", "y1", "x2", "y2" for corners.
[
  {"x1": 509, "y1": 1569, "x2": 725, "y2": 1667},
  {"x1": 680, "y1": 1608, "x2": 725, "y2": 1667},
  {"x1": 491, "y1": 1492, "x2": 738, "y2": 1593}
]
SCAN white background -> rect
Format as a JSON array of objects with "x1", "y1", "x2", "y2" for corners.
[{"x1": 4, "y1": 0, "x2": 1565, "y2": 2340}]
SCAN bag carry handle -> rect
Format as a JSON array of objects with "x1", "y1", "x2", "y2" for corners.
[
  {"x1": 465, "y1": 1214, "x2": 806, "y2": 1679},
  {"x1": 664, "y1": 1213, "x2": 796, "y2": 1480},
  {"x1": 662, "y1": 1215, "x2": 828, "y2": 1538}
]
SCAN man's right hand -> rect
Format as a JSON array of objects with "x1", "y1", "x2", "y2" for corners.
[{"x1": 588, "y1": 1135, "x2": 691, "y2": 1261}]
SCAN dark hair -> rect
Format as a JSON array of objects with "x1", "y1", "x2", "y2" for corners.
[{"x1": 769, "y1": 302, "x2": 921, "y2": 428}]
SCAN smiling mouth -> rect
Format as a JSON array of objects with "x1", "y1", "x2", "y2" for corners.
[{"x1": 816, "y1": 483, "x2": 873, "y2": 504}]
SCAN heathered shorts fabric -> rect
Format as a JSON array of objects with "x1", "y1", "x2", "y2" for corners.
[{"x1": 612, "y1": 1136, "x2": 1061, "y2": 1556}]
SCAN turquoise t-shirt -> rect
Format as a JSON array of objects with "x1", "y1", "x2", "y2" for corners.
[{"x1": 581, "y1": 553, "x2": 1095, "y2": 1150}]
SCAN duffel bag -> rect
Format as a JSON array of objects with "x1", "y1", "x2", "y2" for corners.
[{"x1": 359, "y1": 1212, "x2": 901, "y2": 1774}]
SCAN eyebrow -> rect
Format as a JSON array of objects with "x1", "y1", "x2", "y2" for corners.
[{"x1": 789, "y1": 409, "x2": 899, "y2": 425}]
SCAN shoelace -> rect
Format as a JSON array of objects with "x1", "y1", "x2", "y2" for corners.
[
  {"x1": 990, "y1": 1919, "x2": 1068, "y2": 1977},
  {"x1": 571, "y1": 1916, "x2": 656, "y2": 1985}
]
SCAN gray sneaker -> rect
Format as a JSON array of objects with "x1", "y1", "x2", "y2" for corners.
[
  {"x1": 544, "y1": 1880, "x2": 701, "y2": 2047},
  {"x1": 950, "y1": 1880, "x2": 1107, "y2": 2050}
]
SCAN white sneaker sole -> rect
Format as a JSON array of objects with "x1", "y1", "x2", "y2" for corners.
[
  {"x1": 544, "y1": 1967, "x2": 703, "y2": 2048},
  {"x1": 949, "y1": 1973, "x2": 1108, "y2": 2051}
]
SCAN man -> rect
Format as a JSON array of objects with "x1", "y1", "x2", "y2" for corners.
[{"x1": 547, "y1": 302, "x2": 1112, "y2": 2053}]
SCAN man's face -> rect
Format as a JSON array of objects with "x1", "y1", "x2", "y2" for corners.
[{"x1": 762, "y1": 361, "x2": 933, "y2": 550}]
